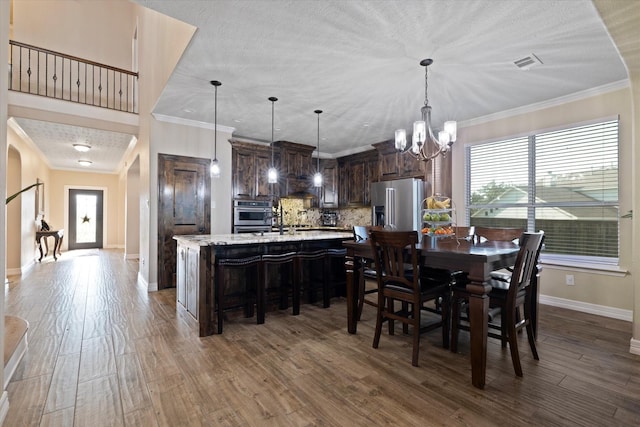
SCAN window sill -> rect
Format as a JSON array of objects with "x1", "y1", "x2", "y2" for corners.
[{"x1": 540, "y1": 256, "x2": 628, "y2": 277}]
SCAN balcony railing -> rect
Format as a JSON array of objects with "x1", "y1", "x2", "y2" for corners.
[{"x1": 8, "y1": 40, "x2": 138, "y2": 114}]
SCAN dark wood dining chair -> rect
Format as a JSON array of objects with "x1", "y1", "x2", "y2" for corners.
[
  {"x1": 368, "y1": 230, "x2": 451, "y2": 367},
  {"x1": 352, "y1": 226, "x2": 378, "y2": 320},
  {"x1": 473, "y1": 226, "x2": 523, "y2": 244},
  {"x1": 451, "y1": 231, "x2": 545, "y2": 377}
]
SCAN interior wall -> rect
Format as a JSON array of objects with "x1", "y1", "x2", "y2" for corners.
[
  {"x1": 451, "y1": 87, "x2": 633, "y2": 312},
  {"x1": 6, "y1": 146, "x2": 21, "y2": 272},
  {"x1": 125, "y1": 156, "x2": 140, "y2": 258},
  {"x1": 11, "y1": 0, "x2": 134, "y2": 70},
  {"x1": 6, "y1": 123, "x2": 50, "y2": 270},
  {"x1": 1, "y1": 0, "x2": 11, "y2": 408},
  {"x1": 49, "y1": 170, "x2": 121, "y2": 249},
  {"x1": 122, "y1": 3, "x2": 196, "y2": 290}
]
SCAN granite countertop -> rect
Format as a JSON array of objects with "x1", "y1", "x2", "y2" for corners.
[{"x1": 174, "y1": 230, "x2": 354, "y2": 246}]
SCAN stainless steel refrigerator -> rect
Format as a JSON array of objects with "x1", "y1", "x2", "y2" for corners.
[{"x1": 370, "y1": 178, "x2": 425, "y2": 231}]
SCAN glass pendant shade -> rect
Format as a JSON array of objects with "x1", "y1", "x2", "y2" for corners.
[
  {"x1": 395, "y1": 129, "x2": 407, "y2": 151},
  {"x1": 313, "y1": 172, "x2": 323, "y2": 187},
  {"x1": 444, "y1": 120, "x2": 457, "y2": 142},
  {"x1": 413, "y1": 120, "x2": 426, "y2": 146},
  {"x1": 211, "y1": 80, "x2": 222, "y2": 178},
  {"x1": 438, "y1": 131, "x2": 449, "y2": 147},
  {"x1": 268, "y1": 167, "x2": 278, "y2": 184},
  {"x1": 210, "y1": 159, "x2": 220, "y2": 178}
]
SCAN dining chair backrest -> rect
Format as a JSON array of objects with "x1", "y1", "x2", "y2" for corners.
[
  {"x1": 353, "y1": 225, "x2": 369, "y2": 242},
  {"x1": 506, "y1": 231, "x2": 545, "y2": 304},
  {"x1": 453, "y1": 225, "x2": 475, "y2": 240},
  {"x1": 368, "y1": 230, "x2": 419, "y2": 293},
  {"x1": 474, "y1": 226, "x2": 524, "y2": 244}
]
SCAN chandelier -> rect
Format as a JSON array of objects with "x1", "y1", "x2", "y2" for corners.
[{"x1": 395, "y1": 58, "x2": 456, "y2": 162}]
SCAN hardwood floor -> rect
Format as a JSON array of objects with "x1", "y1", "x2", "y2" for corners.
[{"x1": 4, "y1": 249, "x2": 640, "y2": 426}]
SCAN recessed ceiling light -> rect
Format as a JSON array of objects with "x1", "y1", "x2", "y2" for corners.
[
  {"x1": 77, "y1": 160, "x2": 92, "y2": 167},
  {"x1": 73, "y1": 143, "x2": 91, "y2": 152},
  {"x1": 183, "y1": 108, "x2": 195, "y2": 113},
  {"x1": 233, "y1": 119, "x2": 242, "y2": 123},
  {"x1": 363, "y1": 123, "x2": 369, "y2": 127}
]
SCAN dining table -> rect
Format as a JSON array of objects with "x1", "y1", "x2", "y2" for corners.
[{"x1": 343, "y1": 235, "x2": 523, "y2": 389}]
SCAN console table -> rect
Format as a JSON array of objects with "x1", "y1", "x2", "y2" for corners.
[{"x1": 36, "y1": 229, "x2": 64, "y2": 262}]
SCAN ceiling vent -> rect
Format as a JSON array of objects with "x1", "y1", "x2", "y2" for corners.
[{"x1": 513, "y1": 53, "x2": 543, "y2": 70}]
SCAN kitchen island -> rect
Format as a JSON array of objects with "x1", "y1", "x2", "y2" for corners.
[{"x1": 174, "y1": 230, "x2": 353, "y2": 336}]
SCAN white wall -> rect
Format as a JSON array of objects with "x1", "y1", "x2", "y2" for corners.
[
  {"x1": 1, "y1": 0, "x2": 10, "y2": 416},
  {"x1": 451, "y1": 86, "x2": 633, "y2": 314}
]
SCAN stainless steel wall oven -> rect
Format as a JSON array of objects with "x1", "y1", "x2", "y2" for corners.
[{"x1": 233, "y1": 200, "x2": 272, "y2": 233}]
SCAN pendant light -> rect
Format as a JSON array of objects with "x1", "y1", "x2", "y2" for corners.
[
  {"x1": 210, "y1": 80, "x2": 222, "y2": 178},
  {"x1": 267, "y1": 96, "x2": 278, "y2": 184},
  {"x1": 313, "y1": 109, "x2": 323, "y2": 187}
]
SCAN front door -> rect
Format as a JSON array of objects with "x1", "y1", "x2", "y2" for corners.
[
  {"x1": 157, "y1": 154, "x2": 211, "y2": 289},
  {"x1": 68, "y1": 189, "x2": 104, "y2": 250}
]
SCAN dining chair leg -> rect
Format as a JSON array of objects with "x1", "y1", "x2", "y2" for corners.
[
  {"x1": 357, "y1": 270, "x2": 366, "y2": 320},
  {"x1": 450, "y1": 295, "x2": 461, "y2": 353},
  {"x1": 372, "y1": 296, "x2": 385, "y2": 350},
  {"x1": 388, "y1": 298, "x2": 395, "y2": 336},
  {"x1": 402, "y1": 301, "x2": 409, "y2": 335},
  {"x1": 441, "y1": 292, "x2": 450, "y2": 349},
  {"x1": 411, "y1": 308, "x2": 421, "y2": 367},
  {"x1": 506, "y1": 308, "x2": 523, "y2": 377},
  {"x1": 524, "y1": 298, "x2": 539, "y2": 360}
]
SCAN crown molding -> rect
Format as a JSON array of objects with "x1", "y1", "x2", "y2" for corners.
[
  {"x1": 459, "y1": 79, "x2": 630, "y2": 128},
  {"x1": 152, "y1": 113, "x2": 235, "y2": 134}
]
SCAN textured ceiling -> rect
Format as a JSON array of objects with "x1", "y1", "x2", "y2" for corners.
[
  {"x1": 11, "y1": 118, "x2": 135, "y2": 174},
  {"x1": 137, "y1": 0, "x2": 627, "y2": 156},
  {"x1": 14, "y1": 0, "x2": 631, "y2": 172}
]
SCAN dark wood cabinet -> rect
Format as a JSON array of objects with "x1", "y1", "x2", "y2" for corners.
[
  {"x1": 337, "y1": 149, "x2": 378, "y2": 207},
  {"x1": 372, "y1": 140, "x2": 428, "y2": 181},
  {"x1": 319, "y1": 159, "x2": 338, "y2": 208},
  {"x1": 231, "y1": 140, "x2": 275, "y2": 200},
  {"x1": 176, "y1": 242, "x2": 206, "y2": 323},
  {"x1": 274, "y1": 141, "x2": 315, "y2": 197}
]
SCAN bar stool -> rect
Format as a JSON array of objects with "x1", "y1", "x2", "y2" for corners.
[
  {"x1": 261, "y1": 252, "x2": 297, "y2": 321},
  {"x1": 295, "y1": 249, "x2": 328, "y2": 309},
  {"x1": 215, "y1": 255, "x2": 262, "y2": 334},
  {"x1": 326, "y1": 248, "x2": 347, "y2": 304}
]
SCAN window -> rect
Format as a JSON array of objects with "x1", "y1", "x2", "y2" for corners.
[{"x1": 466, "y1": 118, "x2": 619, "y2": 264}]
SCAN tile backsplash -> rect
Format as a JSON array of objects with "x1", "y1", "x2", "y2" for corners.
[{"x1": 278, "y1": 198, "x2": 371, "y2": 228}]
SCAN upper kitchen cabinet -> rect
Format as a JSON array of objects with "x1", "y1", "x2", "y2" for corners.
[
  {"x1": 273, "y1": 141, "x2": 316, "y2": 197},
  {"x1": 319, "y1": 159, "x2": 338, "y2": 208},
  {"x1": 231, "y1": 140, "x2": 275, "y2": 200},
  {"x1": 338, "y1": 149, "x2": 378, "y2": 207},
  {"x1": 372, "y1": 140, "x2": 427, "y2": 180}
]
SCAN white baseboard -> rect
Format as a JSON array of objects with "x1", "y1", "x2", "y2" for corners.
[
  {"x1": 540, "y1": 294, "x2": 633, "y2": 322},
  {"x1": 138, "y1": 271, "x2": 157, "y2": 292},
  {"x1": 630, "y1": 338, "x2": 640, "y2": 356},
  {"x1": 5, "y1": 268, "x2": 21, "y2": 276},
  {"x1": 0, "y1": 391, "x2": 9, "y2": 426},
  {"x1": 124, "y1": 253, "x2": 139, "y2": 260},
  {"x1": 21, "y1": 259, "x2": 35, "y2": 276}
]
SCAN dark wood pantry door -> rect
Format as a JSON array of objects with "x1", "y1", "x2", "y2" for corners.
[{"x1": 158, "y1": 154, "x2": 211, "y2": 289}]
